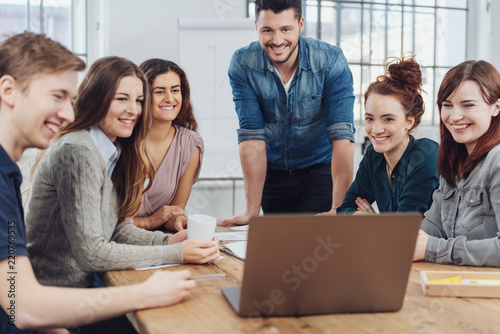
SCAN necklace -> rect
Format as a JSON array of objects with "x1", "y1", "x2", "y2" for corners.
[
  {"x1": 386, "y1": 163, "x2": 394, "y2": 184},
  {"x1": 386, "y1": 162, "x2": 393, "y2": 175}
]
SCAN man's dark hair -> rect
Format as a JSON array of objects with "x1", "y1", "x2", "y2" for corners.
[{"x1": 255, "y1": 0, "x2": 302, "y2": 21}]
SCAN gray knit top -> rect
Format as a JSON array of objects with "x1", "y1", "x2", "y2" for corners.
[{"x1": 26, "y1": 130, "x2": 183, "y2": 288}]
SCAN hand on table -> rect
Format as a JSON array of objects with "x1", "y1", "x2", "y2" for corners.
[
  {"x1": 164, "y1": 214, "x2": 188, "y2": 232},
  {"x1": 317, "y1": 209, "x2": 337, "y2": 216},
  {"x1": 141, "y1": 269, "x2": 196, "y2": 308},
  {"x1": 218, "y1": 213, "x2": 252, "y2": 226},
  {"x1": 135, "y1": 205, "x2": 187, "y2": 230}
]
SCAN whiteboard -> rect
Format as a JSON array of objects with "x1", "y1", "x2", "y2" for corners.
[{"x1": 178, "y1": 18, "x2": 256, "y2": 178}]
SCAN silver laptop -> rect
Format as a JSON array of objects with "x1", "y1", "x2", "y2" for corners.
[{"x1": 221, "y1": 213, "x2": 421, "y2": 317}]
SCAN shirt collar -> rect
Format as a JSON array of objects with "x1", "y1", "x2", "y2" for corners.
[
  {"x1": 87, "y1": 126, "x2": 122, "y2": 178},
  {"x1": 298, "y1": 35, "x2": 310, "y2": 71}
]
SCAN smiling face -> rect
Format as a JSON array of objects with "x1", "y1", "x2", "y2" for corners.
[
  {"x1": 440, "y1": 80, "x2": 500, "y2": 154},
  {"x1": 151, "y1": 71, "x2": 182, "y2": 123},
  {"x1": 256, "y1": 8, "x2": 304, "y2": 67},
  {"x1": 364, "y1": 93, "x2": 415, "y2": 161},
  {"x1": 98, "y1": 75, "x2": 144, "y2": 142},
  {"x1": 14, "y1": 71, "x2": 78, "y2": 151}
]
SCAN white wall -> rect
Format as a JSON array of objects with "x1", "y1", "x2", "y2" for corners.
[
  {"x1": 491, "y1": 1, "x2": 500, "y2": 69},
  {"x1": 468, "y1": 0, "x2": 500, "y2": 69},
  {"x1": 87, "y1": 0, "x2": 248, "y2": 65}
]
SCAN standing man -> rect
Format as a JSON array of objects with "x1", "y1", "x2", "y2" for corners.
[{"x1": 220, "y1": 0, "x2": 355, "y2": 225}]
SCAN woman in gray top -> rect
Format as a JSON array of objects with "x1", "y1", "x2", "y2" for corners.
[
  {"x1": 26, "y1": 57, "x2": 220, "y2": 290},
  {"x1": 414, "y1": 60, "x2": 500, "y2": 267}
]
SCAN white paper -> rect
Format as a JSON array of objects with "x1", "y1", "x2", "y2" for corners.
[
  {"x1": 224, "y1": 241, "x2": 247, "y2": 260},
  {"x1": 229, "y1": 225, "x2": 249, "y2": 231},
  {"x1": 214, "y1": 231, "x2": 248, "y2": 242}
]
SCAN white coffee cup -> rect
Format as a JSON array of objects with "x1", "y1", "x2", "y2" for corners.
[{"x1": 187, "y1": 214, "x2": 217, "y2": 240}]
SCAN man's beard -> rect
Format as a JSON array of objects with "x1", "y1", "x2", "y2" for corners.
[{"x1": 265, "y1": 41, "x2": 299, "y2": 65}]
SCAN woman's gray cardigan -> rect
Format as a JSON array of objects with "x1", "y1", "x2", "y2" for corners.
[{"x1": 26, "y1": 130, "x2": 183, "y2": 288}]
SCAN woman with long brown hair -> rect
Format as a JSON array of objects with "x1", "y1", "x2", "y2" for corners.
[
  {"x1": 26, "y1": 56, "x2": 219, "y2": 292},
  {"x1": 133, "y1": 58, "x2": 203, "y2": 231},
  {"x1": 414, "y1": 60, "x2": 500, "y2": 266}
]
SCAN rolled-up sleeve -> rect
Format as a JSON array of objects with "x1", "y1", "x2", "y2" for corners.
[
  {"x1": 237, "y1": 128, "x2": 267, "y2": 143},
  {"x1": 228, "y1": 51, "x2": 266, "y2": 143},
  {"x1": 326, "y1": 123, "x2": 355, "y2": 142},
  {"x1": 323, "y1": 49, "x2": 355, "y2": 142}
]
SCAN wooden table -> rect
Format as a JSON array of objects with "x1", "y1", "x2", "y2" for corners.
[{"x1": 102, "y1": 253, "x2": 500, "y2": 334}]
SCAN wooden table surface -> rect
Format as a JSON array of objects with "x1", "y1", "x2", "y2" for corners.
[{"x1": 102, "y1": 252, "x2": 500, "y2": 334}]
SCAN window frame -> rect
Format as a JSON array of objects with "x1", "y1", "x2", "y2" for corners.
[{"x1": 0, "y1": 0, "x2": 87, "y2": 63}]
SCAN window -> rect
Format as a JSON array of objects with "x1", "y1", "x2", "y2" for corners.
[
  {"x1": 247, "y1": 0, "x2": 468, "y2": 125},
  {"x1": 0, "y1": 0, "x2": 87, "y2": 63}
]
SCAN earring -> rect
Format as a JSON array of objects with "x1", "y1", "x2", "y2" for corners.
[{"x1": 493, "y1": 112, "x2": 499, "y2": 117}]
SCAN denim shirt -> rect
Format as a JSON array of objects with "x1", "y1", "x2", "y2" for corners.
[
  {"x1": 421, "y1": 145, "x2": 500, "y2": 267},
  {"x1": 337, "y1": 137, "x2": 439, "y2": 214},
  {"x1": 228, "y1": 35, "x2": 355, "y2": 170}
]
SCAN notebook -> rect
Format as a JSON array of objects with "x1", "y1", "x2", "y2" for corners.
[{"x1": 221, "y1": 213, "x2": 421, "y2": 317}]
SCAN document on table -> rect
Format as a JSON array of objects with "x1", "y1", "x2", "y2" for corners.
[
  {"x1": 214, "y1": 231, "x2": 248, "y2": 242},
  {"x1": 229, "y1": 225, "x2": 249, "y2": 231},
  {"x1": 221, "y1": 241, "x2": 247, "y2": 260}
]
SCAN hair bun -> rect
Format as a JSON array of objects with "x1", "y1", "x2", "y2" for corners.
[
  {"x1": 383, "y1": 53, "x2": 422, "y2": 93},
  {"x1": 366, "y1": 52, "x2": 425, "y2": 132}
]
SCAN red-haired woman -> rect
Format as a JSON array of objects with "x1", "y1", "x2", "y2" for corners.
[
  {"x1": 414, "y1": 60, "x2": 500, "y2": 266},
  {"x1": 337, "y1": 54, "x2": 439, "y2": 214}
]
